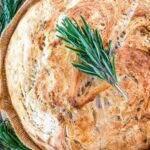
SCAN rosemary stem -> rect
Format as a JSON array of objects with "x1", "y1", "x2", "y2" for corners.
[{"x1": 114, "y1": 82, "x2": 128, "y2": 100}]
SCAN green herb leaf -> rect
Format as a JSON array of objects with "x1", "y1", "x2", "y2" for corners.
[
  {"x1": 56, "y1": 16, "x2": 128, "y2": 99},
  {"x1": 0, "y1": 120, "x2": 30, "y2": 150},
  {"x1": 0, "y1": 0, "x2": 23, "y2": 34}
]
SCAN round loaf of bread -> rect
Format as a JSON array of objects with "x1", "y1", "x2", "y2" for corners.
[{"x1": 2, "y1": 0, "x2": 150, "y2": 149}]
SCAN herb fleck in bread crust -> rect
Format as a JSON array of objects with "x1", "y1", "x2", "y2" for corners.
[{"x1": 4, "y1": 0, "x2": 150, "y2": 149}]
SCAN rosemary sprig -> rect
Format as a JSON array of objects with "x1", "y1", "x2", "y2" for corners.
[
  {"x1": 0, "y1": 120, "x2": 30, "y2": 150},
  {"x1": 56, "y1": 16, "x2": 128, "y2": 100},
  {"x1": 0, "y1": 0, "x2": 23, "y2": 34}
]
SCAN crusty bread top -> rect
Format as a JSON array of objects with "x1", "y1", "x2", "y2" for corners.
[{"x1": 5, "y1": 0, "x2": 150, "y2": 149}]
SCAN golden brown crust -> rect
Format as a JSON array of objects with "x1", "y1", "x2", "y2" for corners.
[{"x1": 1, "y1": 0, "x2": 150, "y2": 149}]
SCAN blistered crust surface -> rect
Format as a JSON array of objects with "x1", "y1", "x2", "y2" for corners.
[{"x1": 6, "y1": 0, "x2": 150, "y2": 149}]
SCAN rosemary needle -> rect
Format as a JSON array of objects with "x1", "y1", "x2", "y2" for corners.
[
  {"x1": 0, "y1": 0, "x2": 23, "y2": 34},
  {"x1": 56, "y1": 16, "x2": 128, "y2": 100},
  {"x1": 0, "y1": 120, "x2": 30, "y2": 150}
]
